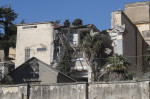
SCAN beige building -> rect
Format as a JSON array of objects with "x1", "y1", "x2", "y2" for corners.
[
  {"x1": 8, "y1": 47, "x2": 16, "y2": 63},
  {"x1": 125, "y1": 1, "x2": 150, "y2": 45},
  {"x1": 15, "y1": 22, "x2": 59, "y2": 67},
  {"x1": 110, "y1": 9, "x2": 148, "y2": 73}
]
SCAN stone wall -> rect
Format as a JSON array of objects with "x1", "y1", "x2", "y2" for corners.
[
  {"x1": 0, "y1": 81, "x2": 149, "y2": 99},
  {"x1": 89, "y1": 81, "x2": 149, "y2": 99}
]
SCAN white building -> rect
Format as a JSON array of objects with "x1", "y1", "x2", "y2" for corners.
[{"x1": 15, "y1": 22, "x2": 59, "y2": 67}]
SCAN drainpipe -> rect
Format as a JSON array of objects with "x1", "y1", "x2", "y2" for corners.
[
  {"x1": 135, "y1": 28, "x2": 138, "y2": 68},
  {"x1": 85, "y1": 82, "x2": 89, "y2": 99}
]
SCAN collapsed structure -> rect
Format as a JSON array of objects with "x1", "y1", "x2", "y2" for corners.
[{"x1": 54, "y1": 24, "x2": 101, "y2": 81}]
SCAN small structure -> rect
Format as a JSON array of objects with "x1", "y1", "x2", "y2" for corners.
[{"x1": 9, "y1": 57, "x2": 76, "y2": 84}]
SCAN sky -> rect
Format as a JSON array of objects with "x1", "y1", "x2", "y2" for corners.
[{"x1": 0, "y1": 0, "x2": 148, "y2": 31}]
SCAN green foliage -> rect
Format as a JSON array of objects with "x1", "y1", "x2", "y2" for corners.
[
  {"x1": 0, "y1": 6, "x2": 17, "y2": 58},
  {"x1": 64, "y1": 19, "x2": 70, "y2": 27},
  {"x1": 72, "y1": 19, "x2": 83, "y2": 26},
  {"x1": 55, "y1": 20, "x2": 60, "y2": 24},
  {"x1": 20, "y1": 19, "x2": 25, "y2": 24},
  {"x1": 0, "y1": 75, "x2": 13, "y2": 84},
  {"x1": 103, "y1": 54, "x2": 130, "y2": 71},
  {"x1": 145, "y1": 48, "x2": 150, "y2": 61},
  {"x1": 56, "y1": 33, "x2": 72, "y2": 76},
  {"x1": 82, "y1": 33, "x2": 104, "y2": 59},
  {"x1": 81, "y1": 33, "x2": 106, "y2": 81}
]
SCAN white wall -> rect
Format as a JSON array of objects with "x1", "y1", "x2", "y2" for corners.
[{"x1": 15, "y1": 22, "x2": 54, "y2": 67}]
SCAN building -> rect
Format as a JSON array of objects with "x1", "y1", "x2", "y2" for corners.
[
  {"x1": 109, "y1": 9, "x2": 149, "y2": 73},
  {"x1": 0, "y1": 50, "x2": 14, "y2": 80},
  {"x1": 125, "y1": 1, "x2": 150, "y2": 45},
  {"x1": 15, "y1": 22, "x2": 102, "y2": 82},
  {"x1": 9, "y1": 57, "x2": 76, "y2": 84},
  {"x1": 54, "y1": 24, "x2": 101, "y2": 82},
  {"x1": 8, "y1": 47, "x2": 16, "y2": 64},
  {"x1": 0, "y1": 50, "x2": 4, "y2": 62},
  {"x1": 15, "y1": 22, "x2": 60, "y2": 67}
]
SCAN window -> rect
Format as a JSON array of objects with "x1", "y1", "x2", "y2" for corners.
[
  {"x1": 72, "y1": 51, "x2": 83, "y2": 61},
  {"x1": 55, "y1": 46, "x2": 60, "y2": 62},
  {"x1": 76, "y1": 51, "x2": 83, "y2": 60},
  {"x1": 22, "y1": 26, "x2": 37, "y2": 29},
  {"x1": 70, "y1": 32, "x2": 78, "y2": 45},
  {"x1": 37, "y1": 48, "x2": 46, "y2": 51},
  {"x1": 25, "y1": 48, "x2": 30, "y2": 61}
]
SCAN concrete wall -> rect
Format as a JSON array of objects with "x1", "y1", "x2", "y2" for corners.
[
  {"x1": 9, "y1": 47, "x2": 16, "y2": 63},
  {"x1": 125, "y1": 1, "x2": 150, "y2": 45},
  {"x1": 0, "y1": 50, "x2": 4, "y2": 62},
  {"x1": 125, "y1": 1, "x2": 150, "y2": 23},
  {"x1": 0, "y1": 81, "x2": 149, "y2": 99},
  {"x1": 89, "y1": 81, "x2": 150, "y2": 99},
  {"x1": 15, "y1": 22, "x2": 54, "y2": 67}
]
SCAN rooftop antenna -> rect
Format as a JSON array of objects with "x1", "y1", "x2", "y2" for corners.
[{"x1": 8, "y1": 0, "x2": 10, "y2": 8}]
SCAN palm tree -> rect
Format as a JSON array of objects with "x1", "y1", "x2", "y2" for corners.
[
  {"x1": 101, "y1": 54, "x2": 130, "y2": 81},
  {"x1": 81, "y1": 33, "x2": 105, "y2": 81}
]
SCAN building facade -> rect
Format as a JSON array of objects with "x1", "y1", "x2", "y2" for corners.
[
  {"x1": 125, "y1": 1, "x2": 150, "y2": 45},
  {"x1": 15, "y1": 22, "x2": 58, "y2": 67},
  {"x1": 110, "y1": 9, "x2": 149, "y2": 73},
  {"x1": 54, "y1": 25, "x2": 101, "y2": 82},
  {"x1": 9, "y1": 57, "x2": 76, "y2": 84}
]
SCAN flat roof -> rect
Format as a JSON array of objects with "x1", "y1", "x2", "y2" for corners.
[
  {"x1": 17, "y1": 21, "x2": 53, "y2": 26},
  {"x1": 125, "y1": 1, "x2": 150, "y2": 8}
]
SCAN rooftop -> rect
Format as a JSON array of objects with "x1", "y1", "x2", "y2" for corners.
[{"x1": 125, "y1": 1, "x2": 150, "y2": 8}]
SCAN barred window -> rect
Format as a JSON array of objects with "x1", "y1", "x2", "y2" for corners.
[{"x1": 25, "y1": 48, "x2": 30, "y2": 61}]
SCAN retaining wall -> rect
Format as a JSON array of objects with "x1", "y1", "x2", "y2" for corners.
[{"x1": 0, "y1": 80, "x2": 149, "y2": 99}]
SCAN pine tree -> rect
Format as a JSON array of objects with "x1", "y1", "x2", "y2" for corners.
[
  {"x1": 72, "y1": 19, "x2": 83, "y2": 26},
  {"x1": 56, "y1": 33, "x2": 72, "y2": 76},
  {"x1": 0, "y1": 6, "x2": 17, "y2": 59},
  {"x1": 64, "y1": 19, "x2": 70, "y2": 27}
]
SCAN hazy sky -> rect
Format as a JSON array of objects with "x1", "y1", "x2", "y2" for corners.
[{"x1": 0, "y1": 0, "x2": 148, "y2": 31}]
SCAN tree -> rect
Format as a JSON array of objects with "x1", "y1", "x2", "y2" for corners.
[
  {"x1": 145, "y1": 48, "x2": 150, "y2": 62},
  {"x1": 64, "y1": 19, "x2": 70, "y2": 27},
  {"x1": 101, "y1": 54, "x2": 131, "y2": 81},
  {"x1": 55, "y1": 20, "x2": 60, "y2": 24},
  {"x1": 0, "y1": 6, "x2": 17, "y2": 59},
  {"x1": 56, "y1": 32, "x2": 72, "y2": 76},
  {"x1": 72, "y1": 19, "x2": 83, "y2": 26},
  {"x1": 0, "y1": 75, "x2": 13, "y2": 84},
  {"x1": 81, "y1": 33, "x2": 105, "y2": 81}
]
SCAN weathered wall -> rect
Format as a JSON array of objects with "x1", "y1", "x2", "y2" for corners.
[
  {"x1": 30, "y1": 83, "x2": 86, "y2": 99},
  {"x1": 89, "y1": 81, "x2": 150, "y2": 99},
  {"x1": 0, "y1": 81, "x2": 149, "y2": 99},
  {"x1": 125, "y1": 1, "x2": 150, "y2": 46},
  {"x1": 0, "y1": 50, "x2": 4, "y2": 62},
  {"x1": 9, "y1": 47, "x2": 16, "y2": 64},
  {"x1": 15, "y1": 22, "x2": 54, "y2": 67},
  {"x1": 125, "y1": 1, "x2": 150, "y2": 23},
  {"x1": 111, "y1": 10, "x2": 146, "y2": 73},
  {"x1": 0, "y1": 85, "x2": 27, "y2": 99},
  {"x1": 0, "y1": 83, "x2": 86, "y2": 99}
]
